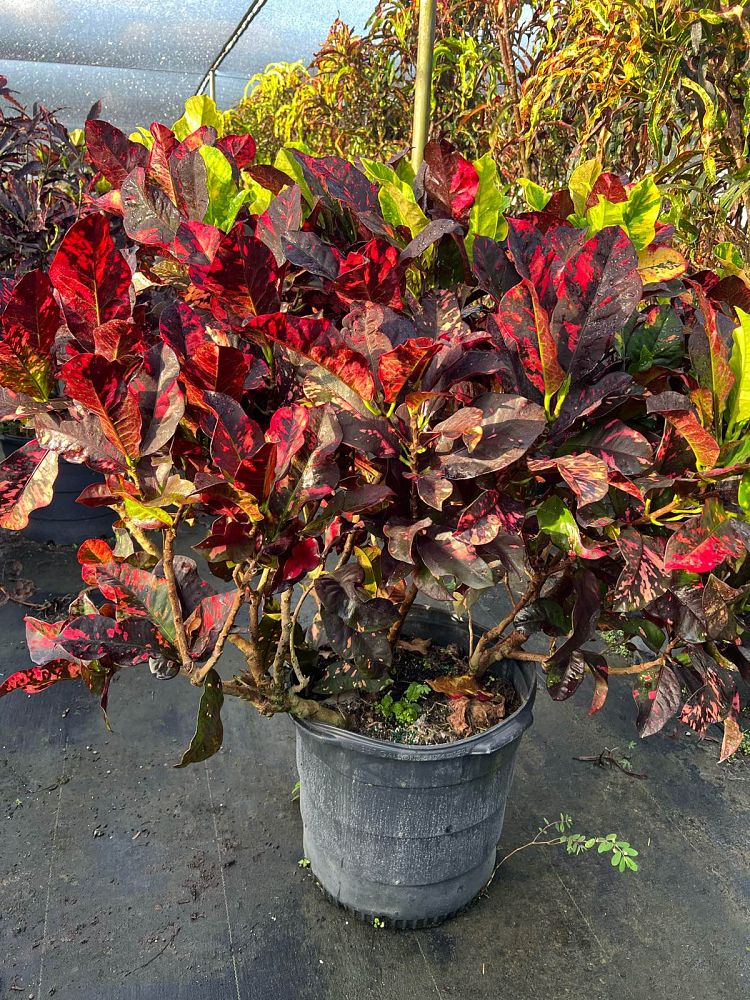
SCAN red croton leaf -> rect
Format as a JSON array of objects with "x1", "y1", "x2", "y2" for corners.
[
  {"x1": 0, "y1": 270, "x2": 61, "y2": 400},
  {"x1": 92, "y1": 319, "x2": 145, "y2": 362},
  {"x1": 255, "y1": 185, "x2": 303, "y2": 265},
  {"x1": 184, "y1": 344, "x2": 249, "y2": 406},
  {"x1": 203, "y1": 391, "x2": 265, "y2": 479},
  {"x1": 333, "y1": 238, "x2": 402, "y2": 310},
  {"x1": 171, "y1": 219, "x2": 221, "y2": 267},
  {"x1": 423, "y1": 140, "x2": 479, "y2": 221},
  {"x1": 159, "y1": 301, "x2": 211, "y2": 360},
  {"x1": 377, "y1": 338, "x2": 442, "y2": 403},
  {"x1": 613, "y1": 529, "x2": 669, "y2": 611},
  {"x1": 505, "y1": 217, "x2": 583, "y2": 312},
  {"x1": 689, "y1": 284, "x2": 735, "y2": 413},
  {"x1": 34, "y1": 412, "x2": 128, "y2": 472},
  {"x1": 439, "y1": 393, "x2": 546, "y2": 480},
  {"x1": 190, "y1": 224, "x2": 280, "y2": 324},
  {"x1": 282, "y1": 538, "x2": 321, "y2": 582},
  {"x1": 417, "y1": 531, "x2": 494, "y2": 590},
  {"x1": 664, "y1": 499, "x2": 746, "y2": 573},
  {"x1": 384, "y1": 518, "x2": 433, "y2": 564},
  {"x1": 169, "y1": 139, "x2": 210, "y2": 221},
  {"x1": 548, "y1": 569, "x2": 601, "y2": 669},
  {"x1": 84, "y1": 118, "x2": 148, "y2": 186},
  {"x1": 245, "y1": 313, "x2": 376, "y2": 401},
  {"x1": 679, "y1": 652, "x2": 734, "y2": 736},
  {"x1": 292, "y1": 152, "x2": 381, "y2": 217},
  {"x1": 49, "y1": 213, "x2": 132, "y2": 338},
  {"x1": 546, "y1": 650, "x2": 586, "y2": 700},
  {"x1": 0, "y1": 440, "x2": 58, "y2": 530},
  {"x1": 92, "y1": 559, "x2": 184, "y2": 648},
  {"x1": 551, "y1": 226, "x2": 642, "y2": 382},
  {"x1": 490, "y1": 278, "x2": 564, "y2": 403},
  {"x1": 121, "y1": 166, "x2": 181, "y2": 248},
  {"x1": 59, "y1": 615, "x2": 168, "y2": 665},
  {"x1": 584, "y1": 651, "x2": 609, "y2": 715},
  {"x1": 145, "y1": 122, "x2": 178, "y2": 200},
  {"x1": 77, "y1": 538, "x2": 115, "y2": 585},
  {"x1": 184, "y1": 591, "x2": 237, "y2": 659},
  {"x1": 646, "y1": 391, "x2": 720, "y2": 468},
  {"x1": 129, "y1": 343, "x2": 185, "y2": 456},
  {"x1": 61, "y1": 353, "x2": 142, "y2": 460},
  {"x1": 565, "y1": 418, "x2": 652, "y2": 476},
  {"x1": 25, "y1": 616, "x2": 77, "y2": 665},
  {"x1": 0, "y1": 661, "x2": 83, "y2": 698},
  {"x1": 216, "y1": 133, "x2": 256, "y2": 169},
  {"x1": 266, "y1": 404, "x2": 309, "y2": 479},
  {"x1": 528, "y1": 452, "x2": 610, "y2": 506},
  {"x1": 586, "y1": 172, "x2": 628, "y2": 208},
  {"x1": 456, "y1": 490, "x2": 525, "y2": 544}
]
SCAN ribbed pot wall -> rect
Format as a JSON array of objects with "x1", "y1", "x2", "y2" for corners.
[{"x1": 295, "y1": 607, "x2": 536, "y2": 928}]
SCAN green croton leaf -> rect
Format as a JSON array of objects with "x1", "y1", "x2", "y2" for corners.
[
  {"x1": 360, "y1": 159, "x2": 429, "y2": 238},
  {"x1": 175, "y1": 669, "x2": 224, "y2": 768},
  {"x1": 466, "y1": 153, "x2": 508, "y2": 258},
  {"x1": 172, "y1": 95, "x2": 224, "y2": 141},
  {"x1": 727, "y1": 308, "x2": 750, "y2": 437}
]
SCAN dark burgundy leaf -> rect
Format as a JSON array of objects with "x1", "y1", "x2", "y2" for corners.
[
  {"x1": 551, "y1": 227, "x2": 642, "y2": 382},
  {"x1": 546, "y1": 650, "x2": 586, "y2": 701},
  {"x1": 256, "y1": 185, "x2": 303, "y2": 265},
  {"x1": 59, "y1": 615, "x2": 166, "y2": 665},
  {"x1": 281, "y1": 231, "x2": 340, "y2": 279},
  {"x1": 121, "y1": 167, "x2": 180, "y2": 247},
  {"x1": 613, "y1": 530, "x2": 669, "y2": 611},
  {"x1": 637, "y1": 664, "x2": 683, "y2": 737},
  {"x1": 549, "y1": 569, "x2": 601, "y2": 668},
  {"x1": 85, "y1": 119, "x2": 147, "y2": 186},
  {"x1": 440, "y1": 393, "x2": 546, "y2": 480}
]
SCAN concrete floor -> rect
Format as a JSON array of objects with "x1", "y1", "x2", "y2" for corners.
[{"x1": 0, "y1": 534, "x2": 748, "y2": 1000}]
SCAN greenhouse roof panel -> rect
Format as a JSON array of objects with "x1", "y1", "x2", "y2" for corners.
[{"x1": 0, "y1": 0, "x2": 375, "y2": 131}]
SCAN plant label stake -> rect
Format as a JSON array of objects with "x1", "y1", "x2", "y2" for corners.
[{"x1": 410, "y1": 0, "x2": 437, "y2": 172}]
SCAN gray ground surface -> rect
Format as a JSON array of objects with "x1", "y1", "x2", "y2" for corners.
[{"x1": 1, "y1": 535, "x2": 748, "y2": 1000}]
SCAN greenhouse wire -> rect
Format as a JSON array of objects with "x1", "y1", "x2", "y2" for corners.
[{"x1": 195, "y1": 0, "x2": 273, "y2": 97}]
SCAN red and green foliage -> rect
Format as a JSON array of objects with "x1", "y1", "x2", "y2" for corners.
[{"x1": 0, "y1": 114, "x2": 748, "y2": 763}]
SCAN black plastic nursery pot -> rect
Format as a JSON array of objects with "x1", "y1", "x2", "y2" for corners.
[
  {"x1": 294, "y1": 607, "x2": 536, "y2": 928},
  {"x1": 0, "y1": 434, "x2": 115, "y2": 545}
]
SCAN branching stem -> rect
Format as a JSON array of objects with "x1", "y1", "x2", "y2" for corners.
[{"x1": 161, "y1": 512, "x2": 192, "y2": 673}]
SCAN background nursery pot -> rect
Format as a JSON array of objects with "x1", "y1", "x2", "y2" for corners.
[
  {"x1": 0, "y1": 434, "x2": 115, "y2": 545},
  {"x1": 295, "y1": 608, "x2": 536, "y2": 928}
]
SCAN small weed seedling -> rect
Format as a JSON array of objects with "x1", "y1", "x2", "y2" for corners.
[
  {"x1": 486, "y1": 813, "x2": 640, "y2": 891},
  {"x1": 377, "y1": 683, "x2": 431, "y2": 725}
]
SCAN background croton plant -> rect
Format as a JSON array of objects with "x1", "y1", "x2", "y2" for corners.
[{"x1": 0, "y1": 109, "x2": 748, "y2": 762}]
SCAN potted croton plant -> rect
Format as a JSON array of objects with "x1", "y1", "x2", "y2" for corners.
[{"x1": 0, "y1": 108, "x2": 748, "y2": 926}]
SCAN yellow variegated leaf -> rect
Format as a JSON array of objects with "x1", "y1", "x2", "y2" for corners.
[{"x1": 637, "y1": 246, "x2": 688, "y2": 284}]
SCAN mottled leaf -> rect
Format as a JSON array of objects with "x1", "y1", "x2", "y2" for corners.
[{"x1": 0, "y1": 440, "x2": 58, "y2": 530}]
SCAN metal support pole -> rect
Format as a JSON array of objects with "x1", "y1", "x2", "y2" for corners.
[
  {"x1": 208, "y1": 69, "x2": 216, "y2": 102},
  {"x1": 410, "y1": 0, "x2": 436, "y2": 173}
]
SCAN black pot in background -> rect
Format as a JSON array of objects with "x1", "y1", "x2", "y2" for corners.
[
  {"x1": 0, "y1": 434, "x2": 115, "y2": 545},
  {"x1": 294, "y1": 606, "x2": 536, "y2": 928}
]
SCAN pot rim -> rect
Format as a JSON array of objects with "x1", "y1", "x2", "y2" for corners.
[{"x1": 294, "y1": 655, "x2": 536, "y2": 760}]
